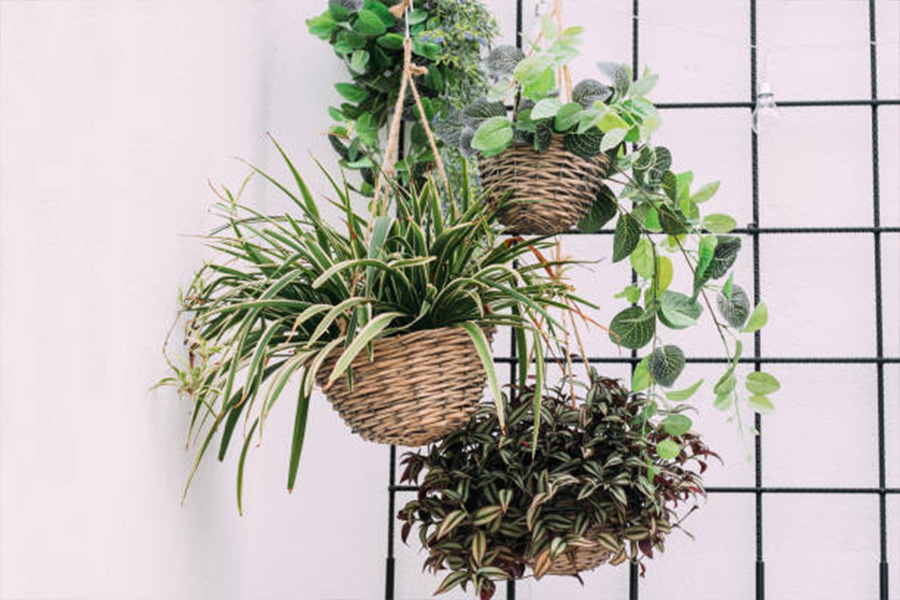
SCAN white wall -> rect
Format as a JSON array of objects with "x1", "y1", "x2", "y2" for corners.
[{"x1": 1, "y1": 1, "x2": 897, "y2": 600}]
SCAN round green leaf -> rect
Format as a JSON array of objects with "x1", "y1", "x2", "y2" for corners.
[
  {"x1": 353, "y1": 9, "x2": 387, "y2": 36},
  {"x1": 717, "y1": 285, "x2": 750, "y2": 329},
  {"x1": 335, "y1": 82, "x2": 369, "y2": 103},
  {"x1": 608, "y1": 306, "x2": 656, "y2": 350},
  {"x1": 471, "y1": 117, "x2": 513, "y2": 153},
  {"x1": 648, "y1": 345, "x2": 686, "y2": 387},
  {"x1": 746, "y1": 371, "x2": 780, "y2": 395},
  {"x1": 655, "y1": 439, "x2": 681, "y2": 460},
  {"x1": 702, "y1": 213, "x2": 737, "y2": 233},
  {"x1": 659, "y1": 291, "x2": 702, "y2": 330},
  {"x1": 662, "y1": 414, "x2": 692, "y2": 436},
  {"x1": 748, "y1": 394, "x2": 774, "y2": 415}
]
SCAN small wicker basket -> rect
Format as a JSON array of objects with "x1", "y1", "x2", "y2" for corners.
[
  {"x1": 316, "y1": 326, "x2": 488, "y2": 447},
  {"x1": 479, "y1": 134, "x2": 612, "y2": 235},
  {"x1": 546, "y1": 544, "x2": 612, "y2": 576}
]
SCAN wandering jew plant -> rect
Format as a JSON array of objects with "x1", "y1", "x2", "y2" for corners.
[
  {"x1": 159, "y1": 141, "x2": 588, "y2": 512},
  {"x1": 398, "y1": 372, "x2": 715, "y2": 598}
]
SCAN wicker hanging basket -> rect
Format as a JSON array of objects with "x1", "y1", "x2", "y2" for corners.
[
  {"x1": 316, "y1": 326, "x2": 489, "y2": 447},
  {"x1": 546, "y1": 544, "x2": 612, "y2": 576},
  {"x1": 479, "y1": 134, "x2": 612, "y2": 235}
]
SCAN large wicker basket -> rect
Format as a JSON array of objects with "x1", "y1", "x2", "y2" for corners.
[
  {"x1": 479, "y1": 134, "x2": 611, "y2": 235},
  {"x1": 316, "y1": 326, "x2": 488, "y2": 447}
]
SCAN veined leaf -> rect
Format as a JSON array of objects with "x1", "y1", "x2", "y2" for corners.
[
  {"x1": 612, "y1": 213, "x2": 641, "y2": 263},
  {"x1": 608, "y1": 306, "x2": 656, "y2": 350}
]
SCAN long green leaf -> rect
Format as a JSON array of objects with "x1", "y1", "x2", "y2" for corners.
[
  {"x1": 458, "y1": 322, "x2": 504, "y2": 433},
  {"x1": 237, "y1": 418, "x2": 259, "y2": 515},
  {"x1": 287, "y1": 378, "x2": 312, "y2": 492},
  {"x1": 325, "y1": 312, "x2": 403, "y2": 385}
]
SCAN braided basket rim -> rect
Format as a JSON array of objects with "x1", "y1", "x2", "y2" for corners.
[{"x1": 316, "y1": 325, "x2": 490, "y2": 447}]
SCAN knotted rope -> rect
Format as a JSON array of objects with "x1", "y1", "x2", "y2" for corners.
[{"x1": 367, "y1": 1, "x2": 449, "y2": 236}]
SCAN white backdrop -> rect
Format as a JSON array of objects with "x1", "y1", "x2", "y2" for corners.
[{"x1": 1, "y1": 1, "x2": 898, "y2": 599}]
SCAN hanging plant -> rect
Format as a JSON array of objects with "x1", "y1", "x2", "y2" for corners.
[
  {"x1": 308, "y1": 0, "x2": 498, "y2": 193},
  {"x1": 440, "y1": 14, "x2": 777, "y2": 434},
  {"x1": 398, "y1": 370, "x2": 716, "y2": 598},
  {"x1": 157, "y1": 139, "x2": 588, "y2": 512}
]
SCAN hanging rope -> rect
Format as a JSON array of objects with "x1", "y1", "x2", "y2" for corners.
[{"x1": 368, "y1": 0, "x2": 450, "y2": 236}]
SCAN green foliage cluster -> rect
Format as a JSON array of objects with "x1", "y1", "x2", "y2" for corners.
[
  {"x1": 159, "y1": 142, "x2": 586, "y2": 511},
  {"x1": 436, "y1": 14, "x2": 778, "y2": 439},
  {"x1": 437, "y1": 20, "x2": 658, "y2": 162},
  {"x1": 398, "y1": 371, "x2": 714, "y2": 598},
  {"x1": 307, "y1": 0, "x2": 498, "y2": 193}
]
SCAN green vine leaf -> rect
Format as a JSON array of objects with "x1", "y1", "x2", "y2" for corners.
[
  {"x1": 632, "y1": 355, "x2": 651, "y2": 391},
  {"x1": 612, "y1": 213, "x2": 641, "y2": 263},
  {"x1": 716, "y1": 285, "x2": 750, "y2": 328},
  {"x1": 661, "y1": 413, "x2": 692, "y2": 436},
  {"x1": 666, "y1": 378, "x2": 704, "y2": 402},
  {"x1": 630, "y1": 238, "x2": 655, "y2": 279},
  {"x1": 748, "y1": 394, "x2": 774, "y2": 415},
  {"x1": 691, "y1": 181, "x2": 720, "y2": 204},
  {"x1": 702, "y1": 213, "x2": 737, "y2": 233},
  {"x1": 353, "y1": 9, "x2": 387, "y2": 36},
  {"x1": 648, "y1": 345, "x2": 686, "y2": 387},
  {"x1": 485, "y1": 45, "x2": 524, "y2": 76},
  {"x1": 471, "y1": 117, "x2": 513, "y2": 153},
  {"x1": 578, "y1": 185, "x2": 617, "y2": 232},
  {"x1": 706, "y1": 236, "x2": 742, "y2": 280},
  {"x1": 608, "y1": 306, "x2": 656, "y2": 350},
  {"x1": 572, "y1": 78, "x2": 612, "y2": 107},
  {"x1": 655, "y1": 439, "x2": 681, "y2": 460},
  {"x1": 659, "y1": 291, "x2": 703, "y2": 329},
  {"x1": 335, "y1": 82, "x2": 369, "y2": 103},
  {"x1": 741, "y1": 302, "x2": 769, "y2": 333},
  {"x1": 564, "y1": 128, "x2": 605, "y2": 158},
  {"x1": 746, "y1": 371, "x2": 781, "y2": 395}
]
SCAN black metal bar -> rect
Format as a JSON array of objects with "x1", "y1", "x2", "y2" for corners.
[
  {"x1": 391, "y1": 485, "x2": 900, "y2": 495},
  {"x1": 749, "y1": 1, "x2": 765, "y2": 597},
  {"x1": 489, "y1": 356, "x2": 900, "y2": 365},
  {"x1": 629, "y1": 1, "x2": 640, "y2": 597},
  {"x1": 655, "y1": 99, "x2": 900, "y2": 109},
  {"x1": 386, "y1": 446, "x2": 396, "y2": 600},
  {"x1": 543, "y1": 225, "x2": 900, "y2": 235},
  {"x1": 509, "y1": 7, "x2": 521, "y2": 599},
  {"x1": 867, "y1": 2, "x2": 889, "y2": 598}
]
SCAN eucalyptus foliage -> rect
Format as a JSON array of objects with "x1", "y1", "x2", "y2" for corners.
[
  {"x1": 159, "y1": 141, "x2": 587, "y2": 512},
  {"x1": 398, "y1": 371, "x2": 715, "y2": 598},
  {"x1": 308, "y1": 0, "x2": 498, "y2": 193}
]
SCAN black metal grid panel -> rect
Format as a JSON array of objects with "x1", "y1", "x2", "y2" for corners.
[{"x1": 384, "y1": 1, "x2": 899, "y2": 598}]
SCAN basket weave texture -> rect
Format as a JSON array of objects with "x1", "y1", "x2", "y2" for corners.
[
  {"x1": 316, "y1": 326, "x2": 488, "y2": 447},
  {"x1": 546, "y1": 543, "x2": 612, "y2": 576},
  {"x1": 479, "y1": 135, "x2": 611, "y2": 235}
]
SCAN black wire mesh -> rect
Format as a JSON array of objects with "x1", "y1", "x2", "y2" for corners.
[{"x1": 383, "y1": 1, "x2": 898, "y2": 598}]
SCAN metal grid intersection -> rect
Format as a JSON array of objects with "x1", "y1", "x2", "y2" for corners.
[{"x1": 384, "y1": 1, "x2": 898, "y2": 598}]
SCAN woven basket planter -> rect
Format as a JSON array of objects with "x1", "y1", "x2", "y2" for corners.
[
  {"x1": 316, "y1": 326, "x2": 489, "y2": 447},
  {"x1": 479, "y1": 134, "x2": 612, "y2": 235},
  {"x1": 546, "y1": 544, "x2": 612, "y2": 576}
]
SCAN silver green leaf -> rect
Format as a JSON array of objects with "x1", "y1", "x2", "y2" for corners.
[
  {"x1": 612, "y1": 213, "x2": 641, "y2": 263},
  {"x1": 648, "y1": 345, "x2": 686, "y2": 387},
  {"x1": 717, "y1": 284, "x2": 750, "y2": 328},
  {"x1": 608, "y1": 306, "x2": 656, "y2": 350}
]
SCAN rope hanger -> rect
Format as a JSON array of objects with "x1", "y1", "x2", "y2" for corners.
[{"x1": 367, "y1": 0, "x2": 450, "y2": 234}]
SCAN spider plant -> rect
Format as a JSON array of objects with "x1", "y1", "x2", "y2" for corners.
[{"x1": 159, "y1": 140, "x2": 590, "y2": 512}]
